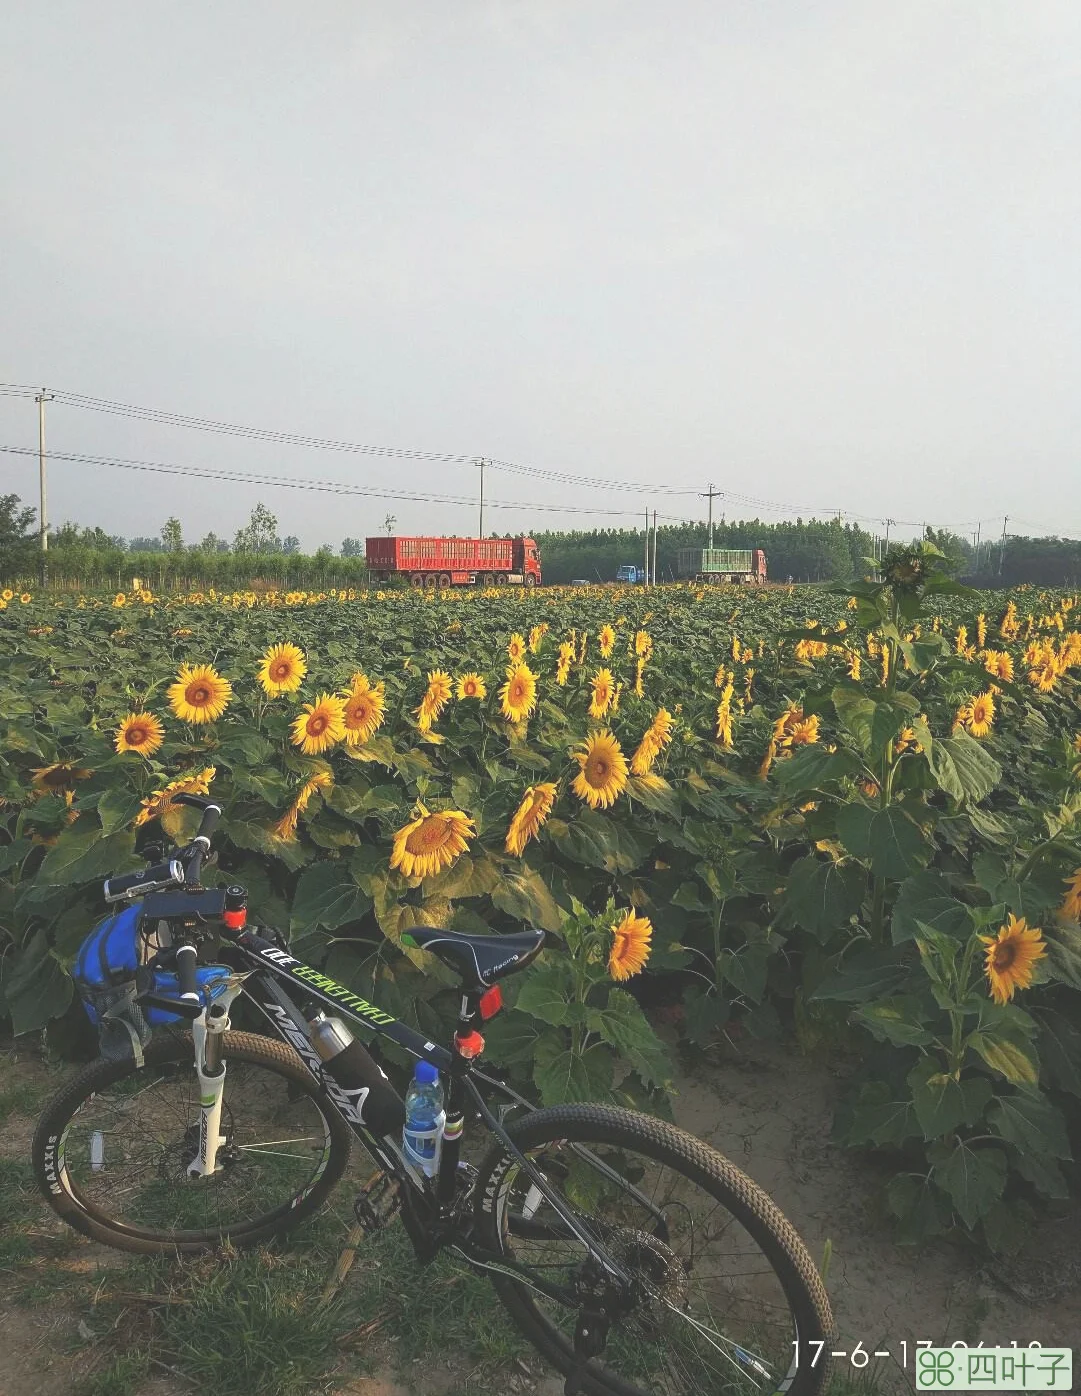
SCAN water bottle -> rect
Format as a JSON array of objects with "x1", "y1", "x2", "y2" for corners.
[{"x1": 402, "y1": 1060, "x2": 445, "y2": 1177}]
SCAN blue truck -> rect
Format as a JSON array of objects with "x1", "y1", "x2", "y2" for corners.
[{"x1": 615, "y1": 564, "x2": 647, "y2": 584}]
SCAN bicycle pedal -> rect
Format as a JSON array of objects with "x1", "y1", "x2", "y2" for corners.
[{"x1": 353, "y1": 1173, "x2": 400, "y2": 1234}]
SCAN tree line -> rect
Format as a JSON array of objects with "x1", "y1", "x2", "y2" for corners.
[{"x1": 2, "y1": 493, "x2": 1080, "y2": 589}]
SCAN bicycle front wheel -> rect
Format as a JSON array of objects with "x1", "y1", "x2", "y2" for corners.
[
  {"x1": 32, "y1": 1031, "x2": 351, "y2": 1254},
  {"x1": 474, "y1": 1103, "x2": 832, "y2": 1396}
]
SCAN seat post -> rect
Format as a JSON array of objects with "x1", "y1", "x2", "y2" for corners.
[{"x1": 437, "y1": 991, "x2": 484, "y2": 1207}]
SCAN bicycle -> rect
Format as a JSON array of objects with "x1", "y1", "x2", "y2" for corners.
[{"x1": 33, "y1": 794, "x2": 834, "y2": 1396}]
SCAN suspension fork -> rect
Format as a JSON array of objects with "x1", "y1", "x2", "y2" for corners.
[{"x1": 184, "y1": 977, "x2": 252, "y2": 1178}]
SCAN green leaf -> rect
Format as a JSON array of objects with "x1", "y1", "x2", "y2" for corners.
[
  {"x1": 0, "y1": 928, "x2": 74, "y2": 1035},
  {"x1": 972, "y1": 852, "x2": 1007, "y2": 897},
  {"x1": 555, "y1": 811, "x2": 646, "y2": 875},
  {"x1": 0, "y1": 838, "x2": 31, "y2": 875},
  {"x1": 853, "y1": 996, "x2": 935, "y2": 1047},
  {"x1": 482, "y1": 1011, "x2": 541, "y2": 1066},
  {"x1": 886, "y1": 1173, "x2": 950, "y2": 1243},
  {"x1": 95, "y1": 786, "x2": 144, "y2": 837},
  {"x1": 835, "y1": 802, "x2": 874, "y2": 858},
  {"x1": 533, "y1": 1036, "x2": 613, "y2": 1105},
  {"x1": 932, "y1": 1141, "x2": 1006, "y2": 1229},
  {"x1": 587, "y1": 987, "x2": 671, "y2": 1088},
  {"x1": 490, "y1": 865, "x2": 564, "y2": 933},
  {"x1": 809, "y1": 947, "x2": 912, "y2": 1002},
  {"x1": 682, "y1": 986, "x2": 729, "y2": 1044},
  {"x1": 987, "y1": 1093, "x2": 1071, "y2": 1160},
  {"x1": 927, "y1": 731, "x2": 1002, "y2": 805},
  {"x1": 831, "y1": 688, "x2": 876, "y2": 753},
  {"x1": 891, "y1": 871, "x2": 972, "y2": 944},
  {"x1": 968, "y1": 1032, "x2": 1039, "y2": 1087},
  {"x1": 868, "y1": 807, "x2": 928, "y2": 881},
  {"x1": 289, "y1": 860, "x2": 372, "y2": 937},
  {"x1": 775, "y1": 745, "x2": 860, "y2": 792},
  {"x1": 1040, "y1": 923, "x2": 1081, "y2": 990},
  {"x1": 841, "y1": 1081, "x2": 920, "y2": 1147},
  {"x1": 981, "y1": 1200, "x2": 1029, "y2": 1256},
  {"x1": 37, "y1": 825, "x2": 140, "y2": 888},
  {"x1": 1034, "y1": 1008, "x2": 1081, "y2": 1097},
  {"x1": 515, "y1": 964, "x2": 585, "y2": 1026},
  {"x1": 1013, "y1": 1150, "x2": 1069, "y2": 1199},
  {"x1": 782, "y1": 856, "x2": 866, "y2": 941},
  {"x1": 908, "y1": 1058, "x2": 992, "y2": 1140}
]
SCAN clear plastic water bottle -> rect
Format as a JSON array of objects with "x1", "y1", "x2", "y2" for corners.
[{"x1": 402, "y1": 1060, "x2": 445, "y2": 1177}]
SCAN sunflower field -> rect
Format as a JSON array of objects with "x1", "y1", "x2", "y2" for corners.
[{"x1": 2, "y1": 548, "x2": 1081, "y2": 1252}]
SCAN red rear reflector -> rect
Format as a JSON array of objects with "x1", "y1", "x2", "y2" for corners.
[
  {"x1": 478, "y1": 985, "x2": 503, "y2": 1020},
  {"x1": 455, "y1": 1030, "x2": 485, "y2": 1059},
  {"x1": 222, "y1": 908, "x2": 247, "y2": 929}
]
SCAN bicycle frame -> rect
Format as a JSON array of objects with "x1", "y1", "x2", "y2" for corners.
[{"x1": 199, "y1": 926, "x2": 641, "y2": 1295}]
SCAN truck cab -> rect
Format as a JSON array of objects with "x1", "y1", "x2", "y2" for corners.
[{"x1": 616, "y1": 564, "x2": 642, "y2": 584}]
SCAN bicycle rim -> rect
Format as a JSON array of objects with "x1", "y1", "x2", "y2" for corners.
[{"x1": 480, "y1": 1108, "x2": 829, "y2": 1396}]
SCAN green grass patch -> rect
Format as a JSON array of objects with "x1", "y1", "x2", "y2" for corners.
[{"x1": 79, "y1": 1351, "x2": 152, "y2": 1396}]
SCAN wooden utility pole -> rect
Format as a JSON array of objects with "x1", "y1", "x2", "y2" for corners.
[
  {"x1": 35, "y1": 388, "x2": 54, "y2": 586},
  {"x1": 476, "y1": 458, "x2": 486, "y2": 539},
  {"x1": 702, "y1": 483, "x2": 720, "y2": 550}
]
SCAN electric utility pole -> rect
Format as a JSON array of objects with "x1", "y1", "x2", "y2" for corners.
[
  {"x1": 651, "y1": 509, "x2": 658, "y2": 586},
  {"x1": 476, "y1": 458, "x2": 486, "y2": 539},
  {"x1": 702, "y1": 482, "x2": 720, "y2": 550},
  {"x1": 884, "y1": 517, "x2": 895, "y2": 550},
  {"x1": 999, "y1": 516, "x2": 1008, "y2": 576},
  {"x1": 644, "y1": 508, "x2": 649, "y2": 583},
  {"x1": 35, "y1": 388, "x2": 54, "y2": 585}
]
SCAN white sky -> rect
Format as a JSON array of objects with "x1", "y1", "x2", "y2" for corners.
[{"x1": 1, "y1": 1, "x2": 1078, "y2": 549}]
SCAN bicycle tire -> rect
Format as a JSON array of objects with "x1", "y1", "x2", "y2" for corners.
[
  {"x1": 32, "y1": 1031, "x2": 351, "y2": 1255},
  {"x1": 473, "y1": 1102, "x2": 833, "y2": 1396}
]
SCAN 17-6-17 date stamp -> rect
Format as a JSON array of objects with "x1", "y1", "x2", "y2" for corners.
[{"x1": 792, "y1": 1341, "x2": 1073, "y2": 1389}]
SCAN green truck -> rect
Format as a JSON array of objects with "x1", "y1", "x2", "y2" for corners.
[{"x1": 676, "y1": 548, "x2": 767, "y2": 584}]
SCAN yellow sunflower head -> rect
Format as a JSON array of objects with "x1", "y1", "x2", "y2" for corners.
[
  {"x1": 167, "y1": 664, "x2": 233, "y2": 724},
  {"x1": 572, "y1": 730, "x2": 628, "y2": 809},
  {"x1": 290, "y1": 693, "x2": 346, "y2": 754},
  {"x1": 134, "y1": 767, "x2": 217, "y2": 835},
  {"x1": 114, "y1": 711, "x2": 165, "y2": 756},
  {"x1": 390, "y1": 803, "x2": 475, "y2": 880},
  {"x1": 979, "y1": 914, "x2": 1046, "y2": 1005},
  {"x1": 634, "y1": 630, "x2": 652, "y2": 659},
  {"x1": 341, "y1": 683, "x2": 385, "y2": 745},
  {"x1": 507, "y1": 633, "x2": 527, "y2": 663},
  {"x1": 504, "y1": 782, "x2": 557, "y2": 856},
  {"x1": 19, "y1": 593, "x2": 32, "y2": 605},
  {"x1": 608, "y1": 910, "x2": 652, "y2": 981},
  {"x1": 966, "y1": 691, "x2": 995, "y2": 739},
  {"x1": 258, "y1": 642, "x2": 307, "y2": 697},
  {"x1": 1, "y1": 589, "x2": 12, "y2": 601},
  {"x1": 599, "y1": 624, "x2": 616, "y2": 658},
  {"x1": 500, "y1": 663, "x2": 537, "y2": 723},
  {"x1": 112, "y1": 593, "x2": 126, "y2": 608},
  {"x1": 31, "y1": 761, "x2": 92, "y2": 795},
  {"x1": 1059, "y1": 868, "x2": 1081, "y2": 922},
  {"x1": 588, "y1": 668, "x2": 616, "y2": 720},
  {"x1": 455, "y1": 672, "x2": 488, "y2": 701},
  {"x1": 528, "y1": 625, "x2": 547, "y2": 654}
]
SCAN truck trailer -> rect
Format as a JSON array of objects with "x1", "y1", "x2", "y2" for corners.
[
  {"x1": 676, "y1": 548, "x2": 767, "y2": 585},
  {"x1": 365, "y1": 536, "x2": 542, "y2": 588}
]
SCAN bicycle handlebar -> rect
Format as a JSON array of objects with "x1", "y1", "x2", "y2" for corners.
[{"x1": 101, "y1": 794, "x2": 223, "y2": 903}]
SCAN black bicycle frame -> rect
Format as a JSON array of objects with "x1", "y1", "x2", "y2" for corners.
[{"x1": 223, "y1": 927, "x2": 636, "y2": 1290}]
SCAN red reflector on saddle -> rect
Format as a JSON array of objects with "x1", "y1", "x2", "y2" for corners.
[{"x1": 478, "y1": 985, "x2": 503, "y2": 1020}]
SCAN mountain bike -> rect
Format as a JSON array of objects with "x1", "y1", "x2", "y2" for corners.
[{"x1": 32, "y1": 795, "x2": 834, "y2": 1396}]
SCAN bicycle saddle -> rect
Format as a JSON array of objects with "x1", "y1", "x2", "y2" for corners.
[{"x1": 401, "y1": 926, "x2": 545, "y2": 989}]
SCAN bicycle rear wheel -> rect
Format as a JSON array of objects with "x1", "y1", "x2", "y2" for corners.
[
  {"x1": 32, "y1": 1031, "x2": 351, "y2": 1254},
  {"x1": 474, "y1": 1103, "x2": 832, "y2": 1396}
]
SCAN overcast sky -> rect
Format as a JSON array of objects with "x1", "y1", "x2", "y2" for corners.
[{"x1": 1, "y1": 2, "x2": 1078, "y2": 550}]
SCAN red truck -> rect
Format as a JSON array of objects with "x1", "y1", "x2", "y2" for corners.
[{"x1": 365, "y1": 536, "x2": 542, "y2": 588}]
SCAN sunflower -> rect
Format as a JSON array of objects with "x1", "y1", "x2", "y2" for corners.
[
  {"x1": 114, "y1": 712, "x2": 165, "y2": 756},
  {"x1": 456, "y1": 672, "x2": 488, "y2": 701},
  {"x1": 635, "y1": 630, "x2": 653, "y2": 659},
  {"x1": 630, "y1": 708, "x2": 674, "y2": 775},
  {"x1": 588, "y1": 668, "x2": 616, "y2": 719},
  {"x1": 341, "y1": 683, "x2": 386, "y2": 745},
  {"x1": 19, "y1": 593, "x2": 32, "y2": 605},
  {"x1": 965, "y1": 691, "x2": 995, "y2": 739},
  {"x1": 715, "y1": 700, "x2": 734, "y2": 748},
  {"x1": 608, "y1": 910, "x2": 652, "y2": 982},
  {"x1": 258, "y1": 643, "x2": 307, "y2": 697},
  {"x1": 416, "y1": 670, "x2": 453, "y2": 732},
  {"x1": 1060, "y1": 868, "x2": 1081, "y2": 922},
  {"x1": 599, "y1": 624, "x2": 616, "y2": 658},
  {"x1": 1, "y1": 589, "x2": 12, "y2": 601},
  {"x1": 290, "y1": 693, "x2": 346, "y2": 754},
  {"x1": 507, "y1": 633, "x2": 527, "y2": 664},
  {"x1": 0, "y1": 599, "x2": 6, "y2": 610},
  {"x1": 505, "y1": 782, "x2": 558, "y2": 856},
  {"x1": 390, "y1": 803, "x2": 475, "y2": 880},
  {"x1": 348, "y1": 670, "x2": 373, "y2": 695},
  {"x1": 134, "y1": 767, "x2": 217, "y2": 834},
  {"x1": 572, "y1": 730, "x2": 628, "y2": 809},
  {"x1": 273, "y1": 769, "x2": 333, "y2": 842},
  {"x1": 30, "y1": 761, "x2": 92, "y2": 795},
  {"x1": 500, "y1": 663, "x2": 537, "y2": 723},
  {"x1": 167, "y1": 664, "x2": 233, "y2": 724},
  {"x1": 1031, "y1": 660, "x2": 1059, "y2": 693},
  {"x1": 980, "y1": 914, "x2": 1046, "y2": 1005},
  {"x1": 983, "y1": 650, "x2": 1015, "y2": 682},
  {"x1": 528, "y1": 624, "x2": 548, "y2": 654},
  {"x1": 112, "y1": 593, "x2": 126, "y2": 608}
]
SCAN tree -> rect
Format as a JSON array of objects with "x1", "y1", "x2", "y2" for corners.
[
  {"x1": 234, "y1": 502, "x2": 281, "y2": 553},
  {"x1": 195, "y1": 532, "x2": 230, "y2": 553},
  {"x1": 340, "y1": 538, "x2": 364, "y2": 557},
  {"x1": 0, "y1": 494, "x2": 38, "y2": 581},
  {"x1": 282, "y1": 535, "x2": 300, "y2": 555},
  {"x1": 128, "y1": 536, "x2": 165, "y2": 553},
  {"x1": 161, "y1": 517, "x2": 184, "y2": 553}
]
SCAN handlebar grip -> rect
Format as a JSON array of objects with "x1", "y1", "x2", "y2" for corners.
[
  {"x1": 195, "y1": 803, "x2": 222, "y2": 845},
  {"x1": 175, "y1": 943, "x2": 200, "y2": 1001}
]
